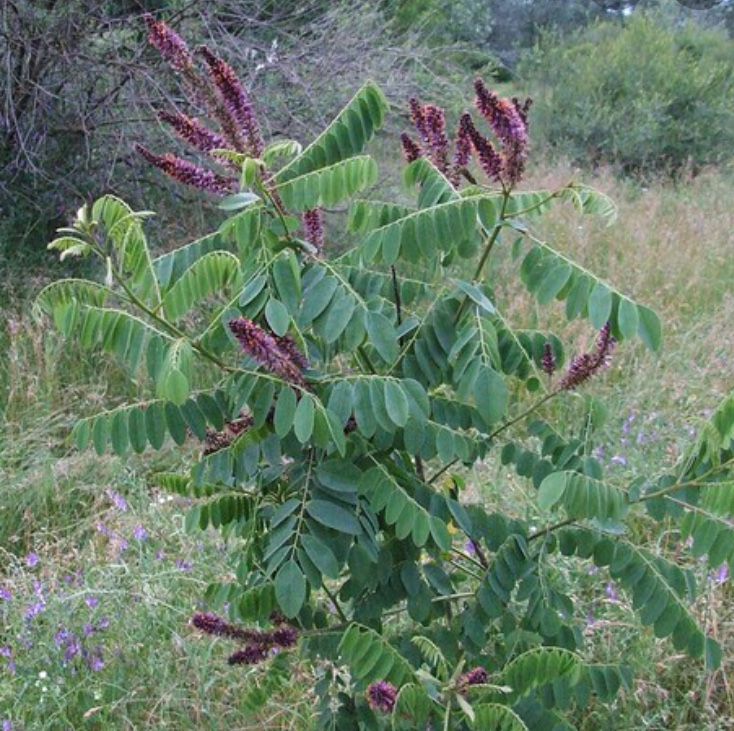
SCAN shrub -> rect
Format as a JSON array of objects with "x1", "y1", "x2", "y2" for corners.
[
  {"x1": 36, "y1": 20, "x2": 734, "y2": 730},
  {"x1": 521, "y1": 12, "x2": 734, "y2": 175}
]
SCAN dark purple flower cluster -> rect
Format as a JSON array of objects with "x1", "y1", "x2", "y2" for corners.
[
  {"x1": 404, "y1": 99, "x2": 450, "y2": 176},
  {"x1": 560, "y1": 323, "x2": 616, "y2": 391},
  {"x1": 400, "y1": 133, "x2": 422, "y2": 163},
  {"x1": 474, "y1": 79, "x2": 528, "y2": 149},
  {"x1": 135, "y1": 145, "x2": 235, "y2": 195},
  {"x1": 158, "y1": 111, "x2": 228, "y2": 154},
  {"x1": 139, "y1": 17, "x2": 268, "y2": 192},
  {"x1": 191, "y1": 612, "x2": 298, "y2": 666},
  {"x1": 459, "y1": 113, "x2": 502, "y2": 183},
  {"x1": 542, "y1": 342, "x2": 557, "y2": 377},
  {"x1": 366, "y1": 680, "x2": 398, "y2": 713},
  {"x1": 197, "y1": 46, "x2": 264, "y2": 158},
  {"x1": 401, "y1": 80, "x2": 532, "y2": 190},
  {"x1": 229, "y1": 318, "x2": 308, "y2": 388},
  {"x1": 459, "y1": 666, "x2": 489, "y2": 692},
  {"x1": 144, "y1": 14, "x2": 193, "y2": 72},
  {"x1": 302, "y1": 209, "x2": 325, "y2": 253},
  {"x1": 203, "y1": 414, "x2": 255, "y2": 456}
]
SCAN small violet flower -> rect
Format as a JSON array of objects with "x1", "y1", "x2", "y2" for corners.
[
  {"x1": 25, "y1": 552, "x2": 40, "y2": 568},
  {"x1": 133, "y1": 525, "x2": 149, "y2": 542},
  {"x1": 106, "y1": 490, "x2": 128, "y2": 512}
]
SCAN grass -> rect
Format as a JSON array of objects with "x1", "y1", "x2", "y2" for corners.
[{"x1": 1, "y1": 160, "x2": 733, "y2": 729}]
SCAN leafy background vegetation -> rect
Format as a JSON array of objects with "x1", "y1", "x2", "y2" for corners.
[{"x1": 2, "y1": 0, "x2": 734, "y2": 729}]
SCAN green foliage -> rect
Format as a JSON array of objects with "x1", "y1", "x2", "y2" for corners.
[
  {"x1": 522, "y1": 12, "x2": 734, "y2": 175},
  {"x1": 38, "y1": 76, "x2": 733, "y2": 731}
]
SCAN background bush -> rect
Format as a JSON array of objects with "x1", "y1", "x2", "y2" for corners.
[{"x1": 521, "y1": 11, "x2": 734, "y2": 175}]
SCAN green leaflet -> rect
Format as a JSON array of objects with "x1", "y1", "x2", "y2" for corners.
[
  {"x1": 520, "y1": 242, "x2": 661, "y2": 350},
  {"x1": 275, "y1": 156, "x2": 378, "y2": 212},
  {"x1": 274, "y1": 81, "x2": 388, "y2": 183},
  {"x1": 538, "y1": 471, "x2": 628, "y2": 522},
  {"x1": 338, "y1": 623, "x2": 415, "y2": 686},
  {"x1": 161, "y1": 251, "x2": 241, "y2": 321}
]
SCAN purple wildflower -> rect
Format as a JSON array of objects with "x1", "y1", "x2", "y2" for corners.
[
  {"x1": 229, "y1": 318, "x2": 307, "y2": 388},
  {"x1": 25, "y1": 552, "x2": 39, "y2": 568},
  {"x1": 156, "y1": 550, "x2": 166, "y2": 561},
  {"x1": 175, "y1": 559, "x2": 193, "y2": 572},
  {"x1": 400, "y1": 133, "x2": 422, "y2": 163},
  {"x1": 0, "y1": 587, "x2": 11, "y2": 602},
  {"x1": 106, "y1": 489, "x2": 128, "y2": 512},
  {"x1": 542, "y1": 342, "x2": 556, "y2": 377},
  {"x1": 302, "y1": 209, "x2": 325, "y2": 253},
  {"x1": 559, "y1": 323, "x2": 616, "y2": 391},
  {"x1": 714, "y1": 564, "x2": 729, "y2": 585},
  {"x1": 367, "y1": 681, "x2": 398, "y2": 714},
  {"x1": 97, "y1": 617, "x2": 111, "y2": 631},
  {"x1": 144, "y1": 14, "x2": 193, "y2": 72},
  {"x1": 610, "y1": 455, "x2": 628, "y2": 467},
  {"x1": 85, "y1": 596, "x2": 99, "y2": 609},
  {"x1": 87, "y1": 648, "x2": 105, "y2": 672},
  {"x1": 3, "y1": 720, "x2": 13, "y2": 731},
  {"x1": 465, "y1": 540, "x2": 477, "y2": 556},
  {"x1": 133, "y1": 525, "x2": 149, "y2": 542},
  {"x1": 24, "y1": 600, "x2": 46, "y2": 621},
  {"x1": 158, "y1": 110, "x2": 228, "y2": 154},
  {"x1": 135, "y1": 144, "x2": 235, "y2": 195},
  {"x1": 197, "y1": 46, "x2": 264, "y2": 157},
  {"x1": 605, "y1": 582, "x2": 619, "y2": 603},
  {"x1": 97, "y1": 523, "x2": 112, "y2": 537}
]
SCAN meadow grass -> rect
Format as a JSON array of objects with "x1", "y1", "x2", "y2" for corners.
[{"x1": 1, "y1": 162, "x2": 733, "y2": 729}]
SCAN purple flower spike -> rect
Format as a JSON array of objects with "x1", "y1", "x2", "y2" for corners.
[
  {"x1": 228, "y1": 644, "x2": 269, "y2": 666},
  {"x1": 559, "y1": 323, "x2": 616, "y2": 391},
  {"x1": 197, "y1": 46, "x2": 264, "y2": 157},
  {"x1": 459, "y1": 113, "x2": 502, "y2": 183},
  {"x1": 459, "y1": 666, "x2": 489, "y2": 692},
  {"x1": 474, "y1": 78, "x2": 528, "y2": 149},
  {"x1": 135, "y1": 145, "x2": 235, "y2": 195},
  {"x1": 273, "y1": 334, "x2": 310, "y2": 371},
  {"x1": 542, "y1": 342, "x2": 556, "y2": 377},
  {"x1": 400, "y1": 133, "x2": 422, "y2": 163},
  {"x1": 229, "y1": 318, "x2": 307, "y2": 388},
  {"x1": 302, "y1": 209, "x2": 325, "y2": 253},
  {"x1": 367, "y1": 681, "x2": 398, "y2": 714},
  {"x1": 158, "y1": 111, "x2": 228, "y2": 154},
  {"x1": 144, "y1": 15, "x2": 194, "y2": 72}
]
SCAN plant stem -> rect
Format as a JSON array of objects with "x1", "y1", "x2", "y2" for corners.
[
  {"x1": 322, "y1": 584, "x2": 349, "y2": 624},
  {"x1": 453, "y1": 190, "x2": 510, "y2": 324},
  {"x1": 427, "y1": 391, "x2": 559, "y2": 484}
]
